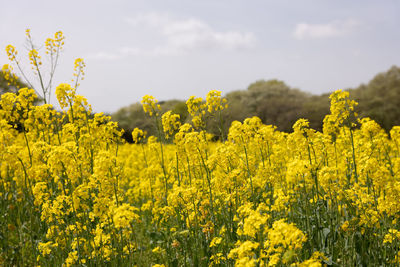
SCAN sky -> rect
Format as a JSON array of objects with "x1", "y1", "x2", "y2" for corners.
[{"x1": 1, "y1": 0, "x2": 399, "y2": 113}]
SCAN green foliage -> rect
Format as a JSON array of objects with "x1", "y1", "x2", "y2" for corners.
[
  {"x1": 245, "y1": 79, "x2": 310, "y2": 132},
  {"x1": 351, "y1": 66, "x2": 400, "y2": 131},
  {"x1": 113, "y1": 66, "x2": 400, "y2": 141},
  {"x1": 301, "y1": 94, "x2": 331, "y2": 131}
]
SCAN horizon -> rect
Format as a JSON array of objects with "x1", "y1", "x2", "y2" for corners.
[{"x1": 112, "y1": 64, "x2": 399, "y2": 109}]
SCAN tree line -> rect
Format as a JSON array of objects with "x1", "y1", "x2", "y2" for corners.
[
  {"x1": 2, "y1": 65, "x2": 399, "y2": 142},
  {"x1": 112, "y1": 66, "x2": 400, "y2": 142}
]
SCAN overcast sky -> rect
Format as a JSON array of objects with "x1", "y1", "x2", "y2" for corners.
[{"x1": 1, "y1": 0, "x2": 399, "y2": 112}]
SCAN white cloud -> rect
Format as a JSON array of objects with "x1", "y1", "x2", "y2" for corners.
[
  {"x1": 86, "y1": 52, "x2": 120, "y2": 60},
  {"x1": 124, "y1": 12, "x2": 170, "y2": 28},
  {"x1": 293, "y1": 19, "x2": 361, "y2": 40},
  {"x1": 124, "y1": 12, "x2": 256, "y2": 54},
  {"x1": 90, "y1": 13, "x2": 255, "y2": 60},
  {"x1": 119, "y1": 47, "x2": 142, "y2": 56}
]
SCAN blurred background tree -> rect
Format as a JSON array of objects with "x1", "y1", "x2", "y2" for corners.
[
  {"x1": 350, "y1": 66, "x2": 400, "y2": 131},
  {"x1": 110, "y1": 65, "x2": 400, "y2": 142},
  {"x1": 245, "y1": 79, "x2": 310, "y2": 132}
]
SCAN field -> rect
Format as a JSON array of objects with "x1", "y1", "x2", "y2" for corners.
[
  {"x1": 1, "y1": 85, "x2": 400, "y2": 266},
  {"x1": 2, "y1": 31, "x2": 400, "y2": 267}
]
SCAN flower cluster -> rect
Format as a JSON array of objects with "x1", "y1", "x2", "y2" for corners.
[
  {"x1": 141, "y1": 95, "x2": 161, "y2": 116},
  {"x1": 72, "y1": 58, "x2": 86, "y2": 88},
  {"x1": 206, "y1": 90, "x2": 228, "y2": 113},
  {"x1": 1, "y1": 64, "x2": 19, "y2": 87},
  {"x1": 161, "y1": 111, "x2": 181, "y2": 139}
]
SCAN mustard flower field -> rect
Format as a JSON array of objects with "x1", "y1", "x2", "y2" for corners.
[{"x1": 2, "y1": 32, "x2": 400, "y2": 267}]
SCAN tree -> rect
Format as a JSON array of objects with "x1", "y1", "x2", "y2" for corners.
[
  {"x1": 350, "y1": 66, "x2": 400, "y2": 132},
  {"x1": 245, "y1": 79, "x2": 310, "y2": 131},
  {"x1": 112, "y1": 66, "x2": 400, "y2": 141}
]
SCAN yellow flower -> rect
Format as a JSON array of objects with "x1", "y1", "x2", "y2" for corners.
[
  {"x1": 141, "y1": 95, "x2": 161, "y2": 116},
  {"x1": 1, "y1": 64, "x2": 19, "y2": 86},
  {"x1": 56, "y1": 83, "x2": 75, "y2": 109},
  {"x1": 5, "y1": 44, "x2": 18, "y2": 61},
  {"x1": 206, "y1": 90, "x2": 228, "y2": 113},
  {"x1": 132, "y1": 127, "x2": 146, "y2": 143},
  {"x1": 341, "y1": 221, "x2": 349, "y2": 232},
  {"x1": 28, "y1": 49, "x2": 42, "y2": 68},
  {"x1": 113, "y1": 203, "x2": 140, "y2": 229},
  {"x1": 383, "y1": 229, "x2": 400, "y2": 244},
  {"x1": 210, "y1": 236, "x2": 223, "y2": 247},
  {"x1": 38, "y1": 241, "x2": 56, "y2": 256},
  {"x1": 186, "y1": 96, "x2": 205, "y2": 117},
  {"x1": 161, "y1": 111, "x2": 181, "y2": 139}
]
